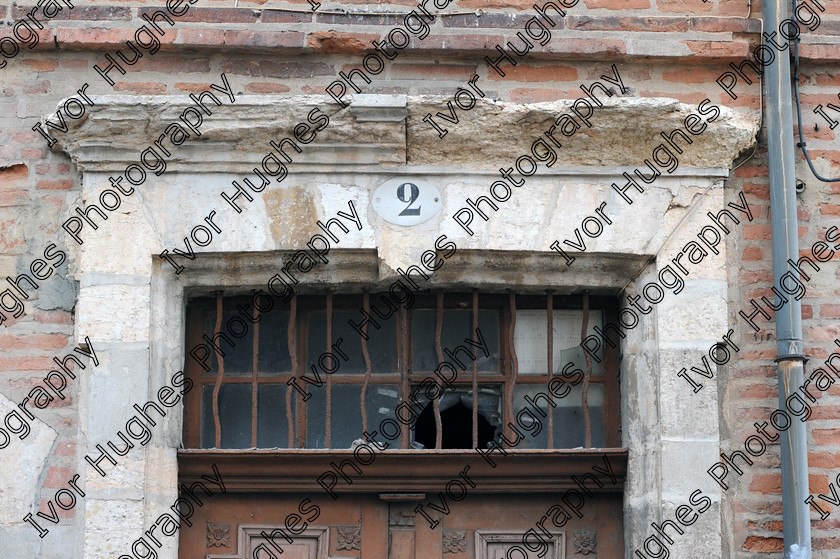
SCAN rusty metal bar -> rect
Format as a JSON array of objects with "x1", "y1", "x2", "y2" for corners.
[
  {"x1": 399, "y1": 305, "x2": 410, "y2": 449},
  {"x1": 251, "y1": 297, "x2": 260, "y2": 448},
  {"x1": 360, "y1": 291, "x2": 372, "y2": 439},
  {"x1": 505, "y1": 291, "x2": 518, "y2": 447},
  {"x1": 546, "y1": 291, "x2": 554, "y2": 449},
  {"x1": 286, "y1": 293, "x2": 297, "y2": 448},
  {"x1": 472, "y1": 289, "x2": 479, "y2": 449},
  {"x1": 325, "y1": 291, "x2": 333, "y2": 449},
  {"x1": 212, "y1": 291, "x2": 224, "y2": 449},
  {"x1": 434, "y1": 292, "x2": 444, "y2": 449},
  {"x1": 581, "y1": 291, "x2": 592, "y2": 448}
]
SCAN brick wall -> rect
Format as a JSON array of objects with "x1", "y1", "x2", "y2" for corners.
[{"x1": 1, "y1": 1, "x2": 839, "y2": 557}]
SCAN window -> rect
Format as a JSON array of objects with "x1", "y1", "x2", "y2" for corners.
[{"x1": 183, "y1": 290, "x2": 620, "y2": 451}]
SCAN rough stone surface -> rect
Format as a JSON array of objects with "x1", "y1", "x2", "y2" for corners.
[{"x1": 0, "y1": 393, "x2": 57, "y2": 523}]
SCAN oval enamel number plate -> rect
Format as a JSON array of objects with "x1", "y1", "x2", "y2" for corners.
[{"x1": 371, "y1": 178, "x2": 442, "y2": 226}]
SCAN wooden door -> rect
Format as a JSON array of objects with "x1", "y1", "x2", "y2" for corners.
[{"x1": 177, "y1": 490, "x2": 622, "y2": 559}]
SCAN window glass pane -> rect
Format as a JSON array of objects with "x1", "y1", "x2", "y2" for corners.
[
  {"x1": 367, "y1": 384, "x2": 400, "y2": 438},
  {"x1": 201, "y1": 307, "x2": 255, "y2": 376},
  {"x1": 412, "y1": 309, "x2": 499, "y2": 372},
  {"x1": 306, "y1": 386, "x2": 326, "y2": 449},
  {"x1": 512, "y1": 384, "x2": 605, "y2": 449},
  {"x1": 307, "y1": 309, "x2": 398, "y2": 375},
  {"x1": 330, "y1": 385, "x2": 363, "y2": 448},
  {"x1": 258, "y1": 310, "x2": 291, "y2": 374},
  {"x1": 257, "y1": 384, "x2": 292, "y2": 448},
  {"x1": 305, "y1": 384, "x2": 402, "y2": 449},
  {"x1": 201, "y1": 384, "x2": 252, "y2": 448},
  {"x1": 514, "y1": 309, "x2": 604, "y2": 375}
]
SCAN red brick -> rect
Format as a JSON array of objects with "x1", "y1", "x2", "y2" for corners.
[
  {"x1": 810, "y1": 474, "x2": 832, "y2": 494},
  {"x1": 719, "y1": 0, "x2": 760, "y2": 16},
  {"x1": 33, "y1": 310, "x2": 72, "y2": 325},
  {"x1": 44, "y1": 467, "x2": 74, "y2": 488},
  {"x1": 749, "y1": 473, "x2": 781, "y2": 494},
  {"x1": 173, "y1": 82, "x2": 215, "y2": 92},
  {"x1": 736, "y1": 164, "x2": 769, "y2": 178},
  {"x1": 176, "y1": 29, "x2": 226, "y2": 47},
  {"x1": 742, "y1": 536, "x2": 783, "y2": 552},
  {"x1": 742, "y1": 246, "x2": 763, "y2": 261},
  {"x1": 814, "y1": 429, "x2": 840, "y2": 446},
  {"x1": 39, "y1": 498, "x2": 74, "y2": 519},
  {"x1": 0, "y1": 357, "x2": 54, "y2": 370},
  {"x1": 656, "y1": 0, "x2": 712, "y2": 13},
  {"x1": 36, "y1": 179, "x2": 73, "y2": 191},
  {"x1": 132, "y1": 57, "x2": 211, "y2": 73},
  {"x1": 23, "y1": 81, "x2": 51, "y2": 94},
  {"x1": 488, "y1": 64, "x2": 578, "y2": 82},
  {"x1": 55, "y1": 441, "x2": 77, "y2": 456},
  {"x1": 443, "y1": 13, "x2": 536, "y2": 28},
  {"x1": 244, "y1": 82, "x2": 292, "y2": 93},
  {"x1": 802, "y1": 305, "x2": 813, "y2": 320},
  {"x1": 22, "y1": 60, "x2": 60, "y2": 72},
  {"x1": 741, "y1": 349, "x2": 777, "y2": 360},
  {"x1": 738, "y1": 383, "x2": 775, "y2": 398},
  {"x1": 0, "y1": 164, "x2": 28, "y2": 187},
  {"x1": 814, "y1": 72, "x2": 840, "y2": 87},
  {"x1": 683, "y1": 40, "x2": 750, "y2": 59},
  {"x1": 262, "y1": 11, "x2": 314, "y2": 24},
  {"x1": 568, "y1": 15, "x2": 687, "y2": 32},
  {"x1": 112, "y1": 82, "x2": 167, "y2": 95},
  {"x1": 13, "y1": 6, "x2": 131, "y2": 21},
  {"x1": 741, "y1": 182, "x2": 769, "y2": 200},
  {"x1": 0, "y1": 334, "x2": 69, "y2": 351},
  {"x1": 56, "y1": 28, "x2": 153, "y2": 50},
  {"x1": 800, "y1": 44, "x2": 840, "y2": 63},
  {"x1": 392, "y1": 64, "x2": 479, "y2": 81},
  {"x1": 819, "y1": 203, "x2": 840, "y2": 216},
  {"x1": 20, "y1": 148, "x2": 52, "y2": 159},
  {"x1": 12, "y1": 131, "x2": 43, "y2": 144},
  {"x1": 306, "y1": 31, "x2": 377, "y2": 54},
  {"x1": 141, "y1": 7, "x2": 258, "y2": 23},
  {"x1": 0, "y1": 29, "x2": 54, "y2": 50},
  {"x1": 810, "y1": 452, "x2": 840, "y2": 469},
  {"x1": 821, "y1": 304, "x2": 840, "y2": 319},
  {"x1": 544, "y1": 38, "x2": 626, "y2": 57},
  {"x1": 744, "y1": 224, "x2": 772, "y2": 240},
  {"x1": 582, "y1": 0, "x2": 651, "y2": 8},
  {"x1": 459, "y1": 0, "x2": 549, "y2": 8},
  {"x1": 805, "y1": 325, "x2": 840, "y2": 342},
  {"x1": 0, "y1": 188, "x2": 30, "y2": 206}
]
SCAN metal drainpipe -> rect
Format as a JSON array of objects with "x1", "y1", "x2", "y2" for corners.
[{"x1": 761, "y1": 0, "x2": 811, "y2": 557}]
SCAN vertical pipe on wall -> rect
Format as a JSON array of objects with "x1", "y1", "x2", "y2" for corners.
[{"x1": 761, "y1": 0, "x2": 811, "y2": 556}]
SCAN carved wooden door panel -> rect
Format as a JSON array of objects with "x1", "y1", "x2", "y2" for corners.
[
  {"x1": 391, "y1": 493, "x2": 623, "y2": 559},
  {"x1": 176, "y1": 491, "x2": 622, "y2": 559},
  {"x1": 177, "y1": 492, "x2": 383, "y2": 559}
]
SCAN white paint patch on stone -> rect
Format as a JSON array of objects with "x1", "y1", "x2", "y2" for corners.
[
  {"x1": 317, "y1": 183, "x2": 376, "y2": 247},
  {"x1": 0, "y1": 393, "x2": 57, "y2": 523},
  {"x1": 76, "y1": 284, "x2": 150, "y2": 343}
]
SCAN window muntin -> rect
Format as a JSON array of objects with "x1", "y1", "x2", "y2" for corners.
[{"x1": 183, "y1": 291, "x2": 619, "y2": 450}]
